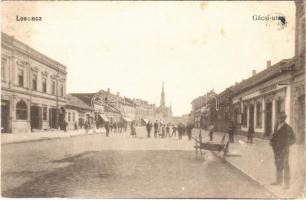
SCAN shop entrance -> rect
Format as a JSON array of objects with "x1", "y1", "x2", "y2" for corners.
[
  {"x1": 1, "y1": 100, "x2": 10, "y2": 133},
  {"x1": 265, "y1": 102, "x2": 273, "y2": 136},
  {"x1": 31, "y1": 105, "x2": 42, "y2": 130},
  {"x1": 49, "y1": 108, "x2": 57, "y2": 129}
]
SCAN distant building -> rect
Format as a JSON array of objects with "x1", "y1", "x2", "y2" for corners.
[
  {"x1": 155, "y1": 82, "x2": 172, "y2": 122},
  {"x1": 1, "y1": 32, "x2": 67, "y2": 133},
  {"x1": 65, "y1": 94, "x2": 94, "y2": 130},
  {"x1": 190, "y1": 90, "x2": 217, "y2": 128},
  {"x1": 133, "y1": 98, "x2": 156, "y2": 125}
]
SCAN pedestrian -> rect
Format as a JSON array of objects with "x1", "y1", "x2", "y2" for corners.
[
  {"x1": 63, "y1": 120, "x2": 68, "y2": 132},
  {"x1": 110, "y1": 122, "x2": 113, "y2": 132},
  {"x1": 74, "y1": 122, "x2": 78, "y2": 130},
  {"x1": 146, "y1": 121, "x2": 152, "y2": 138},
  {"x1": 153, "y1": 120, "x2": 159, "y2": 138},
  {"x1": 247, "y1": 124, "x2": 254, "y2": 144},
  {"x1": 113, "y1": 122, "x2": 117, "y2": 133},
  {"x1": 209, "y1": 123, "x2": 214, "y2": 141},
  {"x1": 165, "y1": 124, "x2": 170, "y2": 137},
  {"x1": 84, "y1": 120, "x2": 89, "y2": 133},
  {"x1": 177, "y1": 123, "x2": 183, "y2": 140},
  {"x1": 161, "y1": 124, "x2": 165, "y2": 138},
  {"x1": 186, "y1": 123, "x2": 194, "y2": 140},
  {"x1": 227, "y1": 120, "x2": 235, "y2": 143},
  {"x1": 105, "y1": 122, "x2": 110, "y2": 136},
  {"x1": 130, "y1": 122, "x2": 136, "y2": 138},
  {"x1": 270, "y1": 112, "x2": 295, "y2": 189},
  {"x1": 171, "y1": 125, "x2": 177, "y2": 137},
  {"x1": 182, "y1": 124, "x2": 186, "y2": 136}
]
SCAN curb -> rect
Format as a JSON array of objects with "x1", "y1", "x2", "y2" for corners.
[
  {"x1": 1, "y1": 131, "x2": 104, "y2": 146},
  {"x1": 211, "y1": 151, "x2": 278, "y2": 198}
]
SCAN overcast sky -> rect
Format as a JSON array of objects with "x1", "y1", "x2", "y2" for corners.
[{"x1": 2, "y1": 1, "x2": 295, "y2": 116}]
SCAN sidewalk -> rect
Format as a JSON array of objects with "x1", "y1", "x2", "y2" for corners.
[
  {"x1": 1, "y1": 128, "x2": 105, "y2": 145},
  {"x1": 193, "y1": 129, "x2": 305, "y2": 199}
]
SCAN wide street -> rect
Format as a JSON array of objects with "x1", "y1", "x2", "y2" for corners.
[{"x1": 2, "y1": 127, "x2": 274, "y2": 198}]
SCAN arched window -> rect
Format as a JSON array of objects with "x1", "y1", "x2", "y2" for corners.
[{"x1": 16, "y1": 99, "x2": 28, "y2": 120}]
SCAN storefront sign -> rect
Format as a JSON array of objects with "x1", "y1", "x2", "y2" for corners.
[{"x1": 260, "y1": 84, "x2": 277, "y2": 94}]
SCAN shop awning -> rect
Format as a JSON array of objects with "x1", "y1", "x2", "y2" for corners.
[
  {"x1": 99, "y1": 114, "x2": 110, "y2": 122},
  {"x1": 141, "y1": 118, "x2": 148, "y2": 124},
  {"x1": 122, "y1": 117, "x2": 132, "y2": 122}
]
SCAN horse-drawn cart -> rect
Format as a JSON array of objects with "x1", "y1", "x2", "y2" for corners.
[{"x1": 193, "y1": 133, "x2": 229, "y2": 159}]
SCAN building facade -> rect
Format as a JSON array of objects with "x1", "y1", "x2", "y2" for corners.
[
  {"x1": 231, "y1": 59, "x2": 296, "y2": 138},
  {"x1": 65, "y1": 94, "x2": 94, "y2": 130},
  {"x1": 190, "y1": 90, "x2": 217, "y2": 128},
  {"x1": 1, "y1": 32, "x2": 67, "y2": 133}
]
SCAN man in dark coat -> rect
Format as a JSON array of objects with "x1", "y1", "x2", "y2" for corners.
[
  {"x1": 177, "y1": 123, "x2": 183, "y2": 140},
  {"x1": 270, "y1": 112, "x2": 296, "y2": 189},
  {"x1": 105, "y1": 122, "x2": 110, "y2": 136},
  {"x1": 186, "y1": 123, "x2": 194, "y2": 141},
  {"x1": 146, "y1": 121, "x2": 152, "y2": 138},
  {"x1": 227, "y1": 120, "x2": 235, "y2": 143},
  {"x1": 153, "y1": 121, "x2": 159, "y2": 138}
]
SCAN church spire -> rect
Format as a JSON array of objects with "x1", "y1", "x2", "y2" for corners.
[{"x1": 160, "y1": 81, "x2": 165, "y2": 108}]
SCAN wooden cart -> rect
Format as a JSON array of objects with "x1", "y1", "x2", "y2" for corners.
[{"x1": 193, "y1": 133, "x2": 229, "y2": 159}]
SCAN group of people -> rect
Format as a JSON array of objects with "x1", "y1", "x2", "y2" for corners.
[{"x1": 145, "y1": 120, "x2": 194, "y2": 140}]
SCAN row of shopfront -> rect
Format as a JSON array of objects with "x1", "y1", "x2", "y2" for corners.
[{"x1": 191, "y1": 58, "x2": 305, "y2": 143}]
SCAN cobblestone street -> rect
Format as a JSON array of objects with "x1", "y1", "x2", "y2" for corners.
[{"x1": 2, "y1": 128, "x2": 274, "y2": 198}]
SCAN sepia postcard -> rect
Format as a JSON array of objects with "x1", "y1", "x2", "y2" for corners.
[{"x1": 1, "y1": 0, "x2": 305, "y2": 199}]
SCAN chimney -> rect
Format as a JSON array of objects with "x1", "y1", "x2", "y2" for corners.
[
  {"x1": 117, "y1": 92, "x2": 120, "y2": 96},
  {"x1": 252, "y1": 70, "x2": 256, "y2": 76},
  {"x1": 267, "y1": 60, "x2": 271, "y2": 68},
  {"x1": 107, "y1": 88, "x2": 110, "y2": 93}
]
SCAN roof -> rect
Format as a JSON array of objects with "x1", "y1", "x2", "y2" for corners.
[
  {"x1": 223, "y1": 58, "x2": 295, "y2": 97},
  {"x1": 70, "y1": 93, "x2": 96, "y2": 106},
  {"x1": 66, "y1": 94, "x2": 94, "y2": 111}
]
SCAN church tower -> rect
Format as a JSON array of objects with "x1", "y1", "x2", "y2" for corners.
[{"x1": 160, "y1": 81, "x2": 166, "y2": 108}]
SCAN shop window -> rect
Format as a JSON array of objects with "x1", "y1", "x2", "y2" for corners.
[
  {"x1": 42, "y1": 77, "x2": 47, "y2": 93},
  {"x1": 60, "y1": 84, "x2": 64, "y2": 97},
  {"x1": 18, "y1": 69, "x2": 24, "y2": 87},
  {"x1": 68, "y1": 112, "x2": 71, "y2": 122},
  {"x1": 16, "y1": 99, "x2": 27, "y2": 120},
  {"x1": 43, "y1": 107, "x2": 47, "y2": 120},
  {"x1": 256, "y1": 102, "x2": 262, "y2": 128},
  {"x1": 32, "y1": 74, "x2": 37, "y2": 91},
  {"x1": 72, "y1": 112, "x2": 75, "y2": 122},
  {"x1": 277, "y1": 99, "x2": 285, "y2": 113},
  {"x1": 51, "y1": 81, "x2": 56, "y2": 95},
  {"x1": 1, "y1": 58, "x2": 6, "y2": 81}
]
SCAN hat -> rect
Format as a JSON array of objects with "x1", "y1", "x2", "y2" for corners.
[{"x1": 278, "y1": 112, "x2": 287, "y2": 119}]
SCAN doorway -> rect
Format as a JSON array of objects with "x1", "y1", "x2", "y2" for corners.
[
  {"x1": 31, "y1": 105, "x2": 42, "y2": 130},
  {"x1": 1, "y1": 100, "x2": 10, "y2": 133},
  {"x1": 49, "y1": 108, "x2": 57, "y2": 129},
  {"x1": 249, "y1": 105, "x2": 254, "y2": 130},
  {"x1": 265, "y1": 102, "x2": 273, "y2": 136}
]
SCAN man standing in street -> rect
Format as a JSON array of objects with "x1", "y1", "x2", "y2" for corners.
[
  {"x1": 146, "y1": 121, "x2": 152, "y2": 138},
  {"x1": 270, "y1": 112, "x2": 296, "y2": 189},
  {"x1": 153, "y1": 120, "x2": 159, "y2": 138},
  {"x1": 105, "y1": 122, "x2": 110, "y2": 137},
  {"x1": 227, "y1": 120, "x2": 235, "y2": 143},
  {"x1": 186, "y1": 123, "x2": 194, "y2": 140}
]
